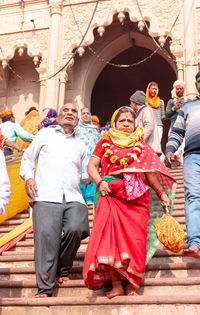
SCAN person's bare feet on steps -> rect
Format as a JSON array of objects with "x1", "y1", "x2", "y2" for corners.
[
  {"x1": 105, "y1": 280, "x2": 124, "y2": 299},
  {"x1": 126, "y1": 283, "x2": 138, "y2": 296}
]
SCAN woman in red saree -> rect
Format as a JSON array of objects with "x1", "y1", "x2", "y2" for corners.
[{"x1": 83, "y1": 106, "x2": 176, "y2": 298}]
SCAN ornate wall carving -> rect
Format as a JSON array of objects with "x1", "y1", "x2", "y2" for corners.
[
  {"x1": 0, "y1": 29, "x2": 49, "y2": 62},
  {"x1": 61, "y1": 0, "x2": 183, "y2": 58}
]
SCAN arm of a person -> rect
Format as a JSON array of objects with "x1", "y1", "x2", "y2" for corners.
[
  {"x1": 5, "y1": 138, "x2": 23, "y2": 152},
  {"x1": 87, "y1": 156, "x2": 102, "y2": 185},
  {"x1": 145, "y1": 172, "x2": 170, "y2": 207},
  {"x1": 80, "y1": 144, "x2": 90, "y2": 185},
  {"x1": 0, "y1": 152, "x2": 11, "y2": 214},
  {"x1": 165, "y1": 100, "x2": 175, "y2": 118},
  {"x1": 14, "y1": 124, "x2": 34, "y2": 142},
  {"x1": 166, "y1": 109, "x2": 186, "y2": 154},
  {"x1": 142, "y1": 108, "x2": 155, "y2": 141},
  {"x1": 19, "y1": 131, "x2": 43, "y2": 182},
  {"x1": 160, "y1": 100, "x2": 165, "y2": 119}
]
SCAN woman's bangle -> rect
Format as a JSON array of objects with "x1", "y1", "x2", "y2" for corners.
[
  {"x1": 97, "y1": 179, "x2": 104, "y2": 188},
  {"x1": 157, "y1": 189, "x2": 168, "y2": 199}
]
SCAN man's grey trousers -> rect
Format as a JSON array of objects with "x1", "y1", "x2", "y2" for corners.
[{"x1": 32, "y1": 199, "x2": 90, "y2": 296}]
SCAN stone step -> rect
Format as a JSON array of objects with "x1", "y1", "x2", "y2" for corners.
[
  {"x1": 174, "y1": 198, "x2": 185, "y2": 204},
  {"x1": 0, "y1": 295, "x2": 200, "y2": 315},
  {"x1": 0, "y1": 219, "x2": 27, "y2": 226},
  {"x1": 0, "y1": 248, "x2": 188, "y2": 259},
  {"x1": 0, "y1": 255, "x2": 194, "y2": 268},
  {"x1": 175, "y1": 187, "x2": 184, "y2": 193},
  {"x1": 174, "y1": 193, "x2": 184, "y2": 198},
  {"x1": 0, "y1": 256, "x2": 199, "y2": 270},
  {"x1": 172, "y1": 210, "x2": 185, "y2": 217},
  {"x1": 0, "y1": 222, "x2": 94, "y2": 233},
  {"x1": 0, "y1": 277, "x2": 200, "y2": 298},
  {"x1": 2, "y1": 266, "x2": 199, "y2": 282},
  {"x1": 173, "y1": 204, "x2": 184, "y2": 210}
]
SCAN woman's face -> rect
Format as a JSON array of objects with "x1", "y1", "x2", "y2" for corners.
[
  {"x1": 81, "y1": 108, "x2": 91, "y2": 124},
  {"x1": 115, "y1": 111, "x2": 135, "y2": 133}
]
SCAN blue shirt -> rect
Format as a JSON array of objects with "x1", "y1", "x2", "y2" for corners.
[
  {"x1": 20, "y1": 125, "x2": 89, "y2": 204},
  {"x1": 0, "y1": 121, "x2": 34, "y2": 147}
]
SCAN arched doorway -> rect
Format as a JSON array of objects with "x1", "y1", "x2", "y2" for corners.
[
  {"x1": 91, "y1": 46, "x2": 176, "y2": 123},
  {"x1": 91, "y1": 46, "x2": 176, "y2": 149},
  {"x1": 70, "y1": 16, "x2": 177, "y2": 149}
]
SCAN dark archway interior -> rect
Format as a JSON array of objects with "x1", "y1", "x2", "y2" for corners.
[{"x1": 91, "y1": 45, "x2": 176, "y2": 150}]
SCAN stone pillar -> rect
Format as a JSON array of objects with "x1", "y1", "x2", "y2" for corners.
[
  {"x1": 183, "y1": 0, "x2": 198, "y2": 98},
  {"x1": 36, "y1": 66, "x2": 47, "y2": 117},
  {"x1": 58, "y1": 70, "x2": 67, "y2": 111},
  {"x1": 45, "y1": 0, "x2": 63, "y2": 110},
  {"x1": 176, "y1": 58, "x2": 184, "y2": 81},
  {"x1": 38, "y1": 76, "x2": 46, "y2": 117}
]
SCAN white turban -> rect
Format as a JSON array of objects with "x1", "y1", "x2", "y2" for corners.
[{"x1": 171, "y1": 80, "x2": 185, "y2": 98}]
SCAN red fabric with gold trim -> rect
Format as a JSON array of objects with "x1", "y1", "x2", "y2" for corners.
[
  {"x1": 92, "y1": 138, "x2": 174, "y2": 190},
  {"x1": 83, "y1": 179, "x2": 149, "y2": 290}
]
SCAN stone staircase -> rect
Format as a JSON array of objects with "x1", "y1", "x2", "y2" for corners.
[{"x1": 0, "y1": 166, "x2": 200, "y2": 314}]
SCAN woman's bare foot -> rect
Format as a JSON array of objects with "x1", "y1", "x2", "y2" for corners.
[
  {"x1": 105, "y1": 280, "x2": 124, "y2": 299},
  {"x1": 126, "y1": 283, "x2": 138, "y2": 296}
]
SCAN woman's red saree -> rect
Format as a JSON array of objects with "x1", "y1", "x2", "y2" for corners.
[
  {"x1": 83, "y1": 177, "x2": 149, "y2": 290},
  {"x1": 83, "y1": 138, "x2": 176, "y2": 291}
]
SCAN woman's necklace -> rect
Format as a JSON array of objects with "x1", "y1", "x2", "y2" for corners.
[{"x1": 101, "y1": 131, "x2": 144, "y2": 165}]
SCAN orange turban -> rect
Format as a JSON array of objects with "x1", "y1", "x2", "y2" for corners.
[
  {"x1": 0, "y1": 109, "x2": 13, "y2": 118},
  {"x1": 91, "y1": 115, "x2": 99, "y2": 123}
]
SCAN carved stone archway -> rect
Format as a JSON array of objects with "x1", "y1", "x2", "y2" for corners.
[{"x1": 69, "y1": 26, "x2": 177, "y2": 109}]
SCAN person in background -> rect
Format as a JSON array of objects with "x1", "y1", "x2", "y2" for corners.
[
  {"x1": 76, "y1": 107, "x2": 101, "y2": 205},
  {"x1": 91, "y1": 115, "x2": 101, "y2": 132},
  {"x1": 20, "y1": 103, "x2": 90, "y2": 298},
  {"x1": 166, "y1": 80, "x2": 187, "y2": 164},
  {"x1": 100, "y1": 121, "x2": 111, "y2": 132},
  {"x1": 0, "y1": 150, "x2": 11, "y2": 215},
  {"x1": 166, "y1": 80, "x2": 187, "y2": 130},
  {"x1": 16, "y1": 107, "x2": 41, "y2": 150},
  {"x1": 0, "y1": 109, "x2": 34, "y2": 156},
  {"x1": 145, "y1": 81, "x2": 165, "y2": 144},
  {"x1": 130, "y1": 90, "x2": 161, "y2": 155},
  {"x1": 165, "y1": 71, "x2": 200, "y2": 259},
  {"x1": 38, "y1": 109, "x2": 58, "y2": 130},
  {"x1": 0, "y1": 128, "x2": 23, "y2": 154}
]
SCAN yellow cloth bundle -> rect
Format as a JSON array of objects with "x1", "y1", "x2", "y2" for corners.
[{"x1": 154, "y1": 212, "x2": 185, "y2": 253}]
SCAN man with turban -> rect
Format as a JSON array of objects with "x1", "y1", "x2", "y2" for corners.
[
  {"x1": 166, "y1": 80, "x2": 187, "y2": 129},
  {"x1": 0, "y1": 109, "x2": 34, "y2": 156}
]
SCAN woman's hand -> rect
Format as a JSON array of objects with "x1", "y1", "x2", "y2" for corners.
[
  {"x1": 99, "y1": 181, "x2": 111, "y2": 196},
  {"x1": 160, "y1": 193, "x2": 170, "y2": 208}
]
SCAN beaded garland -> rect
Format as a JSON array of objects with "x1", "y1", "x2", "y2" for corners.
[{"x1": 101, "y1": 130, "x2": 144, "y2": 165}]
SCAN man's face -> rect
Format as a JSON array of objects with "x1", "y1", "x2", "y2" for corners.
[
  {"x1": 58, "y1": 103, "x2": 78, "y2": 129},
  {"x1": 10, "y1": 115, "x2": 15, "y2": 123},
  {"x1": 149, "y1": 85, "x2": 158, "y2": 97},
  {"x1": 130, "y1": 101, "x2": 140, "y2": 113},
  {"x1": 176, "y1": 85, "x2": 184, "y2": 97}
]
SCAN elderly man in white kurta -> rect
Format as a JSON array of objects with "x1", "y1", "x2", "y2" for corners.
[{"x1": 20, "y1": 103, "x2": 90, "y2": 298}]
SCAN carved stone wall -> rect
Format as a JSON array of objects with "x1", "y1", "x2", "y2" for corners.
[{"x1": 0, "y1": 0, "x2": 199, "y2": 120}]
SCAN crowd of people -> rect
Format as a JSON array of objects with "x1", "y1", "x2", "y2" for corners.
[{"x1": 0, "y1": 74, "x2": 200, "y2": 299}]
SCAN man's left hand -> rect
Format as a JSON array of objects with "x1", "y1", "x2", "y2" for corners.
[{"x1": 25, "y1": 178, "x2": 38, "y2": 199}]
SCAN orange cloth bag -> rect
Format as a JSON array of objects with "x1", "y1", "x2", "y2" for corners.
[{"x1": 154, "y1": 207, "x2": 185, "y2": 253}]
